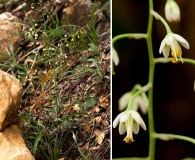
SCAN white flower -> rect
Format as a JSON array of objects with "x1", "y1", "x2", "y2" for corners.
[
  {"x1": 159, "y1": 33, "x2": 189, "y2": 63},
  {"x1": 165, "y1": 0, "x2": 180, "y2": 23},
  {"x1": 133, "y1": 96, "x2": 148, "y2": 114},
  {"x1": 113, "y1": 110, "x2": 146, "y2": 143},
  {"x1": 118, "y1": 92, "x2": 148, "y2": 114},
  {"x1": 118, "y1": 92, "x2": 133, "y2": 111},
  {"x1": 112, "y1": 47, "x2": 119, "y2": 66},
  {"x1": 194, "y1": 80, "x2": 195, "y2": 92}
]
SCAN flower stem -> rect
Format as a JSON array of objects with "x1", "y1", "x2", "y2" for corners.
[
  {"x1": 112, "y1": 33, "x2": 147, "y2": 46},
  {"x1": 150, "y1": 10, "x2": 172, "y2": 33},
  {"x1": 155, "y1": 133, "x2": 195, "y2": 144},
  {"x1": 147, "y1": 0, "x2": 156, "y2": 160},
  {"x1": 154, "y1": 57, "x2": 195, "y2": 65}
]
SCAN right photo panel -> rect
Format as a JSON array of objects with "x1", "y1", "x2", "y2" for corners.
[{"x1": 112, "y1": 0, "x2": 195, "y2": 160}]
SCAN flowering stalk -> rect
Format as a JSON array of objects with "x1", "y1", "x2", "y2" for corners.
[
  {"x1": 146, "y1": 0, "x2": 156, "y2": 159},
  {"x1": 151, "y1": 10, "x2": 171, "y2": 33},
  {"x1": 154, "y1": 57, "x2": 195, "y2": 65},
  {"x1": 151, "y1": 10, "x2": 190, "y2": 63},
  {"x1": 113, "y1": 84, "x2": 151, "y2": 144},
  {"x1": 155, "y1": 133, "x2": 195, "y2": 144},
  {"x1": 112, "y1": 33, "x2": 147, "y2": 45},
  {"x1": 112, "y1": 0, "x2": 195, "y2": 159}
]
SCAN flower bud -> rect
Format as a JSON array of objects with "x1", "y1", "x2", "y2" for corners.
[
  {"x1": 165, "y1": 0, "x2": 180, "y2": 23},
  {"x1": 112, "y1": 47, "x2": 119, "y2": 66}
]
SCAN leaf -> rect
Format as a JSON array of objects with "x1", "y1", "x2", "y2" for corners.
[
  {"x1": 33, "y1": 133, "x2": 43, "y2": 156},
  {"x1": 94, "y1": 129, "x2": 105, "y2": 144},
  {"x1": 99, "y1": 95, "x2": 109, "y2": 109},
  {"x1": 72, "y1": 131, "x2": 88, "y2": 160},
  {"x1": 84, "y1": 97, "x2": 96, "y2": 110},
  {"x1": 81, "y1": 122, "x2": 91, "y2": 132},
  {"x1": 39, "y1": 69, "x2": 55, "y2": 83}
]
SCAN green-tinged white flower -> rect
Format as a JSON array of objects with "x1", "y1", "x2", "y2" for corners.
[
  {"x1": 113, "y1": 110, "x2": 146, "y2": 143},
  {"x1": 194, "y1": 80, "x2": 195, "y2": 92},
  {"x1": 112, "y1": 47, "x2": 119, "y2": 75},
  {"x1": 165, "y1": 0, "x2": 180, "y2": 23},
  {"x1": 159, "y1": 33, "x2": 189, "y2": 63},
  {"x1": 118, "y1": 92, "x2": 148, "y2": 114},
  {"x1": 112, "y1": 47, "x2": 119, "y2": 66},
  {"x1": 118, "y1": 92, "x2": 133, "y2": 111},
  {"x1": 133, "y1": 96, "x2": 148, "y2": 114}
]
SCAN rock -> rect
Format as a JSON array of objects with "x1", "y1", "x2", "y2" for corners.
[
  {"x1": 0, "y1": 12, "x2": 21, "y2": 54},
  {"x1": 62, "y1": 0, "x2": 92, "y2": 27},
  {"x1": 0, "y1": 70, "x2": 23, "y2": 131},
  {"x1": 0, "y1": 124, "x2": 34, "y2": 160},
  {"x1": 62, "y1": 0, "x2": 109, "y2": 29},
  {"x1": 62, "y1": 0, "x2": 110, "y2": 43},
  {"x1": 0, "y1": 70, "x2": 34, "y2": 159},
  {"x1": 95, "y1": 11, "x2": 110, "y2": 42}
]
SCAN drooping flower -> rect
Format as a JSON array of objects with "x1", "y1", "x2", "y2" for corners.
[
  {"x1": 194, "y1": 80, "x2": 195, "y2": 92},
  {"x1": 112, "y1": 47, "x2": 119, "y2": 75},
  {"x1": 165, "y1": 0, "x2": 180, "y2": 23},
  {"x1": 112, "y1": 47, "x2": 119, "y2": 66},
  {"x1": 132, "y1": 95, "x2": 148, "y2": 114},
  {"x1": 118, "y1": 92, "x2": 148, "y2": 114},
  {"x1": 159, "y1": 33, "x2": 189, "y2": 63},
  {"x1": 118, "y1": 92, "x2": 133, "y2": 111},
  {"x1": 113, "y1": 110, "x2": 146, "y2": 143}
]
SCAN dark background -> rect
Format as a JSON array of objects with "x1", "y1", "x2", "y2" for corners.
[{"x1": 112, "y1": 0, "x2": 195, "y2": 159}]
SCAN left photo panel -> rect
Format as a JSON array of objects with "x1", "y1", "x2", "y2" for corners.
[{"x1": 0, "y1": 0, "x2": 111, "y2": 159}]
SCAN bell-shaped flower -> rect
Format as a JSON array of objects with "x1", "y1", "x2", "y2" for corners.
[
  {"x1": 112, "y1": 47, "x2": 119, "y2": 75},
  {"x1": 194, "y1": 80, "x2": 195, "y2": 92},
  {"x1": 118, "y1": 92, "x2": 148, "y2": 114},
  {"x1": 159, "y1": 33, "x2": 189, "y2": 63},
  {"x1": 113, "y1": 110, "x2": 146, "y2": 143},
  {"x1": 165, "y1": 0, "x2": 180, "y2": 23},
  {"x1": 118, "y1": 92, "x2": 133, "y2": 111},
  {"x1": 112, "y1": 47, "x2": 119, "y2": 66},
  {"x1": 132, "y1": 96, "x2": 148, "y2": 114}
]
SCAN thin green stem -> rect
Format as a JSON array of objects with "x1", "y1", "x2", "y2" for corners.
[
  {"x1": 155, "y1": 133, "x2": 195, "y2": 144},
  {"x1": 147, "y1": 0, "x2": 156, "y2": 160},
  {"x1": 112, "y1": 33, "x2": 147, "y2": 46},
  {"x1": 154, "y1": 57, "x2": 195, "y2": 65},
  {"x1": 150, "y1": 10, "x2": 172, "y2": 33},
  {"x1": 154, "y1": 57, "x2": 172, "y2": 63},
  {"x1": 126, "y1": 83, "x2": 152, "y2": 111},
  {"x1": 179, "y1": 58, "x2": 195, "y2": 64}
]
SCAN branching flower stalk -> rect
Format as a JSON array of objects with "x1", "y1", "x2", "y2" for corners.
[
  {"x1": 147, "y1": 0, "x2": 155, "y2": 159},
  {"x1": 112, "y1": 0, "x2": 195, "y2": 159}
]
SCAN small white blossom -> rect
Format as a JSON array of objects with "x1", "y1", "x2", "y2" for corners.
[
  {"x1": 118, "y1": 92, "x2": 148, "y2": 114},
  {"x1": 159, "y1": 33, "x2": 189, "y2": 63},
  {"x1": 118, "y1": 92, "x2": 133, "y2": 111},
  {"x1": 165, "y1": 0, "x2": 180, "y2": 23},
  {"x1": 113, "y1": 110, "x2": 146, "y2": 143},
  {"x1": 194, "y1": 80, "x2": 195, "y2": 92},
  {"x1": 133, "y1": 96, "x2": 148, "y2": 114},
  {"x1": 112, "y1": 47, "x2": 119, "y2": 66}
]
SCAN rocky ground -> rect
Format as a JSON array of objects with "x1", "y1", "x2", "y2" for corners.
[{"x1": 0, "y1": 0, "x2": 110, "y2": 159}]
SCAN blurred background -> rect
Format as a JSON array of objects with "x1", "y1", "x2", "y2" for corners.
[{"x1": 112, "y1": 0, "x2": 195, "y2": 159}]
